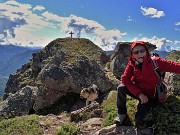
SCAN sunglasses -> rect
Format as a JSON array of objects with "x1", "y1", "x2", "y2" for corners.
[{"x1": 132, "y1": 49, "x2": 146, "y2": 55}]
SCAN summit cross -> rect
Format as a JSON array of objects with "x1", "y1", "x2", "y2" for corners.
[{"x1": 69, "y1": 31, "x2": 74, "y2": 39}]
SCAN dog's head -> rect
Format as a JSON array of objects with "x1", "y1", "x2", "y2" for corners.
[
  {"x1": 89, "y1": 84, "x2": 99, "y2": 93},
  {"x1": 80, "y1": 88, "x2": 91, "y2": 99}
]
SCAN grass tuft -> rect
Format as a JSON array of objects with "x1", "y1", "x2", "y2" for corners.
[
  {"x1": 0, "y1": 114, "x2": 42, "y2": 135},
  {"x1": 55, "y1": 122, "x2": 80, "y2": 135}
]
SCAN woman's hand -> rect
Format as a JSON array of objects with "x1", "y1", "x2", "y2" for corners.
[{"x1": 139, "y1": 93, "x2": 148, "y2": 104}]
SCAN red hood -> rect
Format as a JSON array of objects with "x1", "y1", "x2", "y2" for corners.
[{"x1": 130, "y1": 41, "x2": 150, "y2": 62}]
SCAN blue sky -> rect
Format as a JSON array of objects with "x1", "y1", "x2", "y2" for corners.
[{"x1": 0, "y1": 0, "x2": 179, "y2": 51}]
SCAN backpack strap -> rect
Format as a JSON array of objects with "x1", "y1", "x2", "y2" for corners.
[
  {"x1": 151, "y1": 55, "x2": 168, "y2": 102},
  {"x1": 151, "y1": 55, "x2": 162, "y2": 79}
]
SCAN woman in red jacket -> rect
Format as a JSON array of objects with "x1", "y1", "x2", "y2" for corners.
[{"x1": 114, "y1": 41, "x2": 180, "y2": 127}]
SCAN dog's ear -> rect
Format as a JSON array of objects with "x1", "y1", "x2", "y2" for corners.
[
  {"x1": 90, "y1": 87, "x2": 97, "y2": 93},
  {"x1": 89, "y1": 87, "x2": 93, "y2": 91},
  {"x1": 90, "y1": 84, "x2": 99, "y2": 91},
  {"x1": 85, "y1": 88, "x2": 90, "y2": 92},
  {"x1": 91, "y1": 84, "x2": 98, "y2": 89}
]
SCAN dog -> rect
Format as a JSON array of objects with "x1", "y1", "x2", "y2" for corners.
[{"x1": 80, "y1": 84, "x2": 99, "y2": 106}]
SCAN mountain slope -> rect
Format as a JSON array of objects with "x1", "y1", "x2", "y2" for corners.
[
  {"x1": 0, "y1": 49, "x2": 38, "y2": 76},
  {"x1": 0, "y1": 75, "x2": 8, "y2": 96},
  {"x1": 0, "y1": 45, "x2": 34, "y2": 62},
  {"x1": 151, "y1": 50, "x2": 169, "y2": 58},
  {"x1": 0, "y1": 45, "x2": 39, "y2": 96}
]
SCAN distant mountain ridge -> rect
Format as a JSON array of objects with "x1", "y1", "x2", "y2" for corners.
[
  {"x1": 0, "y1": 45, "x2": 36, "y2": 62},
  {"x1": 0, "y1": 45, "x2": 39, "y2": 96},
  {"x1": 105, "y1": 50, "x2": 114, "y2": 55},
  {"x1": 105, "y1": 50, "x2": 169, "y2": 58},
  {"x1": 0, "y1": 49, "x2": 38, "y2": 76},
  {"x1": 0, "y1": 75, "x2": 8, "y2": 96},
  {"x1": 151, "y1": 50, "x2": 169, "y2": 58}
]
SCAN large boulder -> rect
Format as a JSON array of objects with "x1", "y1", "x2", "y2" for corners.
[
  {"x1": 33, "y1": 55, "x2": 112, "y2": 111},
  {"x1": 0, "y1": 86, "x2": 38, "y2": 117}
]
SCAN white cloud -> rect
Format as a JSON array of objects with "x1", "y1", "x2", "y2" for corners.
[
  {"x1": 8, "y1": 28, "x2": 53, "y2": 47},
  {"x1": 92, "y1": 29, "x2": 126, "y2": 51},
  {"x1": 141, "y1": 6, "x2": 165, "y2": 18},
  {"x1": 63, "y1": 15, "x2": 127, "y2": 50},
  {"x1": 131, "y1": 36, "x2": 173, "y2": 51},
  {"x1": 0, "y1": 1, "x2": 57, "y2": 47},
  {"x1": 138, "y1": 33, "x2": 143, "y2": 36},
  {"x1": 42, "y1": 11, "x2": 65, "y2": 22},
  {"x1": 126, "y1": 16, "x2": 134, "y2": 22},
  {"x1": 175, "y1": 22, "x2": 180, "y2": 26},
  {"x1": 0, "y1": 1, "x2": 48, "y2": 28},
  {"x1": 0, "y1": 1, "x2": 32, "y2": 21},
  {"x1": 40, "y1": 13, "x2": 127, "y2": 50},
  {"x1": 60, "y1": 15, "x2": 106, "y2": 37},
  {"x1": 175, "y1": 22, "x2": 180, "y2": 32},
  {"x1": 0, "y1": 1, "x2": 126, "y2": 50},
  {"x1": 0, "y1": 34, "x2": 5, "y2": 39},
  {"x1": 33, "y1": 5, "x2": 45, "y2": 11},
  {"x1": 174, "y1": 40, "x2": 180, "y2": 44}
]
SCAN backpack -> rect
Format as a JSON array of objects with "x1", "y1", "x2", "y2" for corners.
[{"x1": 151, "y1": 55, "x2": 167, "y2": 103}]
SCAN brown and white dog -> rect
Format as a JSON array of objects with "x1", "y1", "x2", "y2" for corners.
[{"x1": 80, "y1": 84, "x2": 99, "y2": 106}]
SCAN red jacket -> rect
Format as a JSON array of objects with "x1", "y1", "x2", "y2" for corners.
[{"x1": 121, "y1": 41, "x2": 180, "y2": 98}]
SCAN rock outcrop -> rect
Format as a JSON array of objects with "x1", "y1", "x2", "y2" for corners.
[
  {"x1": 0, "y1": 86, "x2": 38, "y2": 117},
  {"x1": 1, "y1": 38, "x2": 113, "y2": 118},
  {"x1": 164, "y1": 50, "x2": 180, "y2": 95}
]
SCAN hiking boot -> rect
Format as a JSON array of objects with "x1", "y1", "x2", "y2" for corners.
[{"x1": 114, "y1": 114, "x2": 126, "y2": 126}]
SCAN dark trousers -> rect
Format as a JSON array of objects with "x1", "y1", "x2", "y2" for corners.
[{"x1": 117, "y1": 84, "x2": 158, "y2": 125}]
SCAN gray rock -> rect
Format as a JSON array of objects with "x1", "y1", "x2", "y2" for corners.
[{"x1": 0, "y1": 86, "x2": 38, "y2": 118}]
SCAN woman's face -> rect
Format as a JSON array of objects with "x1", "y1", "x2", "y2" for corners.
[{"x1": 132, "y1": 45, "x2": 147, "y2": 63}]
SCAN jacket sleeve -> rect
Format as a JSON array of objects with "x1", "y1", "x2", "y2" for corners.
[
  {"x1": 157, "y1": 57, "x2": 180, "y2": 74},
  {"x1": 121, "y1": 62, "x2": 141, "y2": 98}
]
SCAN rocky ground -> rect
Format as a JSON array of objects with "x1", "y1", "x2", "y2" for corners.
[
  {"x1": 39, "y1": 114, "x2": 138, "y2": 135},
  {"x1": 39, "y1": 103, "x2": 138, "y2": 135}
]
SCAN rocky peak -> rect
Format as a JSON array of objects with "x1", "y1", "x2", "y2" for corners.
[{"x1": 1, "y1": 38, "x2": 113, "y2": 118}]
